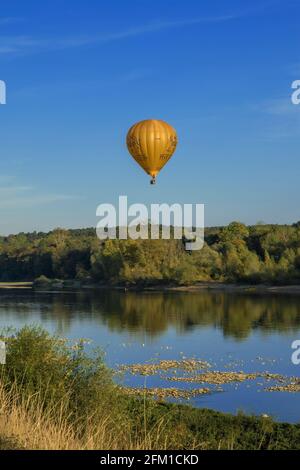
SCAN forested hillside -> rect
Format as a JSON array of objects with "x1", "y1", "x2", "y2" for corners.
[{"x1": 0, "y1": 222, "x2": 300, "y2": 285}]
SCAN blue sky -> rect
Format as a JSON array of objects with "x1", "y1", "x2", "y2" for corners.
[{"x1": 0, "y1": 0, "x2": 299, "y2": 234}]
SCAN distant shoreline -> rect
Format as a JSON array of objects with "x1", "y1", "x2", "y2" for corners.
[
  {"x1": 0, "y1": 280, "x2": 300, "y2": 295},
  {"x1": 143, "y1": 283, "x2": 300, "y2": 295}
]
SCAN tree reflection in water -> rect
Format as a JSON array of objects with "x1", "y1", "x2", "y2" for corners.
[{"x1": 0, "y1": 290, "x2": 300, "y2": 340}]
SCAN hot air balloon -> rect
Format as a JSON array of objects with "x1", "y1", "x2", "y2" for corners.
[{"x1": 126, "y1": 119, "x2": 178, "y2": 184}]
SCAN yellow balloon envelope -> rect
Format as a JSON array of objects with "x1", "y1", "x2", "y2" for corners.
[{"x1": 126, "y1": 119, "x2": 178, "y2": 184}]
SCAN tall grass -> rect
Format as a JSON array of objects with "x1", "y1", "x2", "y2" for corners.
[
  {"x1": 0, "y1": 378, "x2": 182, "y2": 450},
  {"x1": 0, "y1": 382, "x2": 77, "y2": 449},
  {"x1": 0, "y1": 326, "x2": 184, "y2": 450}
]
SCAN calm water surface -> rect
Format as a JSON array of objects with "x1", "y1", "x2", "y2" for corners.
[{"x1": 0, "y1": 289, "x2": 300, "y2": 423}]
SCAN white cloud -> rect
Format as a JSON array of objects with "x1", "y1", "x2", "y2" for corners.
[
  {"x1": 257, "y1": 97, "x2": 300, "y2": 116},
  {"x1": 0, "y1": 1, "x2": 287, "y2": 57},
  {"x1": 0, "y1": 14, "x2": 245, "y2": 56},
  {"x1": 0, "y1": 17, "x2": 23, "y2": 25},
  {"x1": 287, "y1": 63, "x2": 300, "y2": 76},
  {"x1": 249, "y1": 96, "x2": 300, "y2": 141},
  {"x1": 0, "y1": 183, "x2": 81, "y2": 208}
]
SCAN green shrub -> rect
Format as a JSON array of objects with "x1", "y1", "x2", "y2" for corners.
[
  {"x1": 34, "y1": 275, "x2": 50, "y2": 285},
  {"x1": 0, "y1": 326, "x2": 119, "y2": 424}
]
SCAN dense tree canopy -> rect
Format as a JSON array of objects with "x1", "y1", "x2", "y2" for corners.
[{"x1": 0, "y1": 222, "x2": 299, "y2": 285}]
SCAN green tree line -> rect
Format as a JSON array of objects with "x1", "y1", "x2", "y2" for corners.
[{"x1": 0, "y1": 221, "x2": 300, "y2": 285}]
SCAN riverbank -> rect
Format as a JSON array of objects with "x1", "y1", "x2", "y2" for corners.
[
  {"x1": 1, "y1": 280, "x2": 300, "y2": 295},
  {"x1": 0, "y1": 282, "x2": 32, "y2": 289},
  {"x1": 145, "y1": 282, "x2": 300, "y2": 295}
]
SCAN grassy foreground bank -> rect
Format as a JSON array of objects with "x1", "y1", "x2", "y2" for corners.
[{"x1": 0, "y1": 326, "x2": 299, "y2": 450}]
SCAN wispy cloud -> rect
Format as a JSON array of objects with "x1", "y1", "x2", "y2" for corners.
[
  {"x1": 0, "y1": 17, "x2": 23, "y2": 26},
  {"x1": 0, "y1": 0, "x2": 289, "y2": 56},
  {"x1": 255, "y1": 97, "x2": 300, "y2": 116},
  {"x1": 250, "y1": 95, "x2": 300, "y2": 141},
  {"x1": 13, "y1": 67, "x2": 153, "y2": 100},
  {"x1": 0, "y1": 183, "x2": 81, "y2": 209},
  {"x1": 0, "y1": 13, "x2": 251, "y2": 56},
  {"x1": 0, "y1": 0, "x2": 287, "y2": 57},
  {"x1": 0, "y1": 185, "x2": 33, "y2": 195},
  {"x1": 118, "y1": 68, "x2": 152, "y2": 83},
  {"x1": 288, "y1": 63, "x2": 300, "y2": 76}
]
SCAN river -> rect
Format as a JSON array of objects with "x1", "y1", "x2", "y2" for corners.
[{"x1": 0, "y1": 288, "x2": 299, "y2": 422}]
